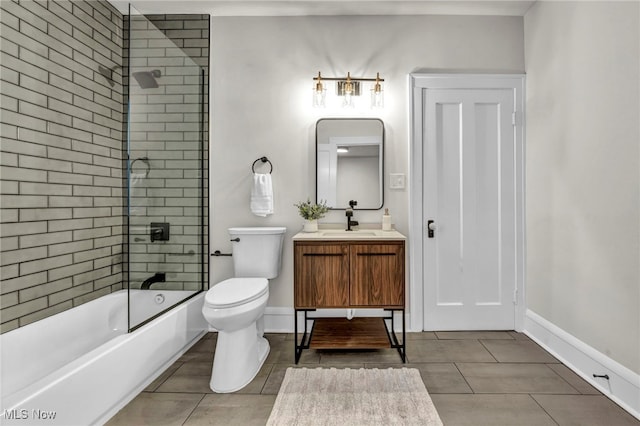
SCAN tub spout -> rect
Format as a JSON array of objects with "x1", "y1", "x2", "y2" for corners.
[{"x1": 141, "y1": 272, "x2": 166, "y2": 290}]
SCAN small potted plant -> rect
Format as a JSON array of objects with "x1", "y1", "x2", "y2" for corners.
[{"x1": 294, "y1": 198, "x2": 329, "y2": 232}]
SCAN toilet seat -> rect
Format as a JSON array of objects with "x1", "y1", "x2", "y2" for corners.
[{"x1": 205, "y1": 278, "x2": 268, "y2": 309}]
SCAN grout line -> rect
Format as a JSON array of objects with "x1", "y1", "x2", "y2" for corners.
[
  {"x1": 258, "y1": 363, "x2": 275, "y2": 395},
  {"x1": 150, "y1": 361, "x2": 185, "y2": 393},
  {"x1": 528, "y1": 393, "x2": 561, "y2": 426},
  {"x1": 181, "y1": 393, "x2": 207, "y2": 426},
  {"x1": 544, "y1": 363, "x2": 592, "y2": 395},
  {"x1": 478, "y1": 339, "x2": 500, "y2": 363},
  {"x1": 453, "y1": 360, "x2": 476, "y2": 394}
]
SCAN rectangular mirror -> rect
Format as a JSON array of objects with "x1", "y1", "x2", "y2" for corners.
[{"x1": 316, "y1": 118, "x2": 384, "y2": 210}]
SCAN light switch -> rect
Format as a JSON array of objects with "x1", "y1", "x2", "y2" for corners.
[{"x1": 389, "y1": 173, "x2": 405, "y2": 189}]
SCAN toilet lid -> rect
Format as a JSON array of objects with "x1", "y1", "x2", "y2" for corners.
[{"x1": 205, "y1": 278, "x2": 268, "y2": 309}]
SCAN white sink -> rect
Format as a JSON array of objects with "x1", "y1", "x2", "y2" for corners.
[
  {"x1": 293, "y1": 228, "x2": 406, "y2": 241},
  {"x1": 321, "y1": 231, "x2": 377, "y2": 237}
]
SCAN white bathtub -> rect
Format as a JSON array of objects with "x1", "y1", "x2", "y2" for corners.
[{"x1": 0, "y1": 289, "x2": 207, "y2": 425}]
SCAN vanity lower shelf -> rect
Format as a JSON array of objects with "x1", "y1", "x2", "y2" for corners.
[
  {"x1": 294, "y1": 309, "x2": 406, "y2": 363},
  {"x1": 310, "y1": 317, "x2": 390, "y2": 349}
]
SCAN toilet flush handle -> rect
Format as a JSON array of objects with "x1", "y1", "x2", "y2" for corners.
[{"x1": 230, "y1": 237, "x2": 240, "y2": 242}]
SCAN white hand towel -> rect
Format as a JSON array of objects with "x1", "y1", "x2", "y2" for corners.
[{"x1": 251, "y1": 173, "x2": 274, "y2": 217}]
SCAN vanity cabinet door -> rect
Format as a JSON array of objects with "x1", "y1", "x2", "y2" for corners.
[
  {"x1": 349, "y1": 242, "x2": 404, "y2": 307},
  {"x1": 294, "y1": 242, "x2": 349, "y2": 308}
]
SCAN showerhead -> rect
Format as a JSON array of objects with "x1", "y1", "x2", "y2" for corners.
[
  {"x1": 98, "y1": 64, "x2": 121, "y2": 87},
  {"x1": 132, "y1": 69, "x2": 161, "y2": 89}
]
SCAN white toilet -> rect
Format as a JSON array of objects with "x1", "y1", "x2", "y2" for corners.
[{"x1": 202, "y1": 226, "x2": 286, "y2": 393}]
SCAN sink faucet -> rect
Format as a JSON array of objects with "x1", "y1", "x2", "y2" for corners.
[{"x1": 346, "y1": 200, "x2": 359, "y2": 231}]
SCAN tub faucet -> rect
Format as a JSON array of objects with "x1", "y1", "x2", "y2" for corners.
[
  {"x1": 346, "y1": 200, "x2": 359, "y2": 231},
  {"x1": 141, "y1": 272, "x2": 166, "y2": 290}
]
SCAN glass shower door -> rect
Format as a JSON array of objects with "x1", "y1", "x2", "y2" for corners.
[{"x1": 126, "y1": 7, "x2": 206, "y2": 330}]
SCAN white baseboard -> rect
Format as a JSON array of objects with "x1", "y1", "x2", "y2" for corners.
[
  {"x1": 263, "y1": 307, "x2": 409, "y2": 333},
  {"x1": 263, "y1": 307, "x2": 294, "y2": 332},
  {"x1": 524, "y1": 309, "x2": 640, "y2": 420}
]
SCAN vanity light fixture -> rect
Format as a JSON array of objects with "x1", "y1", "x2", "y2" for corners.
[
  {"x1": 337, "y1": 146, "x2": 349, "y2": 153},
  {"x1": 312, "y1": 71, "x2": 384, "y2": 108}
]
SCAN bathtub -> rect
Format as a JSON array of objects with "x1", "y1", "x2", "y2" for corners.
[{"x1": 0, "y1": 289, "x2": 207, "y2": 425}]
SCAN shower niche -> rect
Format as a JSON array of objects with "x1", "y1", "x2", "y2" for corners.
[{"x1": 125, "y1": 7, "x2": 209, "y2": 330}]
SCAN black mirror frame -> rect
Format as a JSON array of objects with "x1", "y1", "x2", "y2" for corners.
[{"x1": 315, "y1": 117, "x2": 384, "y2": 211}]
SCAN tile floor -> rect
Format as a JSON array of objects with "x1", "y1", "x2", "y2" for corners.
[{"x1": 106, "y1": 331, "x2": 639, "y2": 426}]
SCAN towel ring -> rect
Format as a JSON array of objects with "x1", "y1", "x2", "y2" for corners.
[
  {"x1": 251, "y1": 156, "x2": 273, "y2": 174},
  {"x1": 131, "y1": 157, "x2": 150, "y2": 177}
]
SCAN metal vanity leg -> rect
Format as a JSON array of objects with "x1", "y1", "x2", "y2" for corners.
[
  {"x1": 401, "y1": 309, "x2": 406, "y2": 362},
  {"x1": 294, "y1": 309, "x2": 299, "y2": 363},
  {"x1": 294, "y1": 309, "x2": 315, "y2": 364},
  {"x1": 383, "y1": 309, "x2": 406, "y2": 363}
]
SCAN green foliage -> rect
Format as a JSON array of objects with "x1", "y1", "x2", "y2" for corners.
[{"x1": 294, "y1": 198, "x2": 330, "y2": 220}]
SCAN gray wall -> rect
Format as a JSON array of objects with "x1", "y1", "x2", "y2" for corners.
[
  {"x1": 525, "y1": 1, "x2": 640, "y2": 374},
  {"x1": 0, "y1": 2, "x2": 210, "y2": 333},
  {"x1": 0, "y1": 0, "x2": 125, "y2": 333},
  {"x1": 209, "y1": 15, "x2": 525, "y2": 308}
]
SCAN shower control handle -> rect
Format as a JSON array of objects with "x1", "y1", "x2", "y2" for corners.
[{"x1": 230, "y1": 238, "x2": 240, "y2": 242}]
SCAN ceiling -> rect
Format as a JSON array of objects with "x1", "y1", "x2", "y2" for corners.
[{"x1": 110, "y1": 0, "x2": 536, "y2": 17}]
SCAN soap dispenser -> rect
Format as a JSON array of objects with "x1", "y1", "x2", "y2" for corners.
[{"x1": 382, "y1": 208, "x2": 392, "y2": 231}]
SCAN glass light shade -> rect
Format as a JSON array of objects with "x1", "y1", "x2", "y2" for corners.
[
  {"x1": 342, "y1": 91, "x2": 355, "y2": 108},
  {"x1": 342, "y1": 94, "x2": 355, "y2": 108},
  {"x1": 312, "y1": 87, "x2": 326, "y2": 108},
  {"x1": 371, "y1": 85, "x2": 384, "y2": 108}
]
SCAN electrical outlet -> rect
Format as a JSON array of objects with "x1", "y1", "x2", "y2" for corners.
[{"x1": 389, "y1": 173, "x2": 406, "y2": 189}]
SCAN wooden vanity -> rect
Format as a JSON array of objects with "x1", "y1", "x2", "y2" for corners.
[{"x1": 292, "y1": 229, "x2": 406, "y2": 363}]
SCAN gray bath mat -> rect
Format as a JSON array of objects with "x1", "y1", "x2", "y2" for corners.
[{"x1": 266, "y1": 367, "x2": 443, "y2": 425}]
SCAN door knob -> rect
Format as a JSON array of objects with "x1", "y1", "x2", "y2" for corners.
[{"x1": 427, "y1": 220, "x2": 435, "y2": 238}]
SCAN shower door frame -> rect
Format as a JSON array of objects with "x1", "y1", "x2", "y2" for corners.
[{"x1": 124, "y1": 8, "x2": 208, "y2": 332}]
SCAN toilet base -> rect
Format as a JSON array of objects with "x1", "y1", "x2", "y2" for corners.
[{"x1": 209, "y1": 325, "x2": 270, "y2": 393}]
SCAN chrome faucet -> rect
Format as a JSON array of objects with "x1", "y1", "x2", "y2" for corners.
[{"x1": 345, "y1": 200, "x2": 359, "y2": 231}]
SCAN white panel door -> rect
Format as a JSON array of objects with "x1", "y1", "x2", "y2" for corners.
[{"x1": 423, "y1": 88, "x2": 516, "y2": 330}]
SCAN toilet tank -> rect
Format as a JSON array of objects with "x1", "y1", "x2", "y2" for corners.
[{"x1": 229, "y1": 227, "x2": 286, "y2": 279}]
